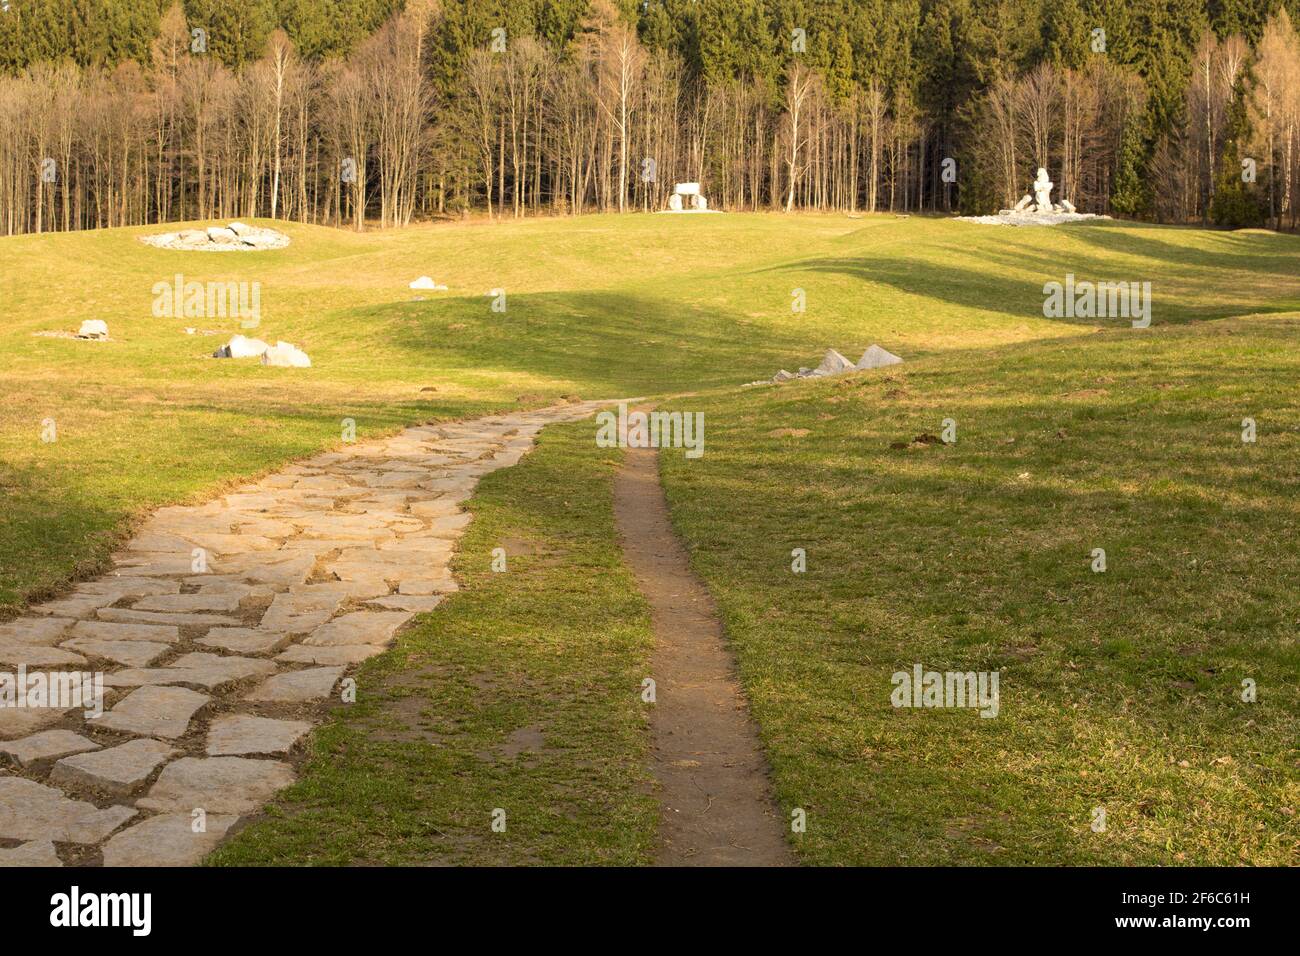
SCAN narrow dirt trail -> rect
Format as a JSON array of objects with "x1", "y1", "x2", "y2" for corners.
[{"x1": 613, "y1": 431, "x2": 792, "y2": 867}]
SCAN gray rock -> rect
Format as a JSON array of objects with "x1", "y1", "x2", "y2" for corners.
[
  {"x1": 50, "y1": 739, "x2": 177, "y2": 796},
  {"x1": 245, "y1": 666, "x2": 344, "y2": 703},
  {"x1": 137, "y1": 756, "x2": 295, "y2": 814},
  {"x1": 61, "y1": 638, "x2": 171, "y2": 667},
  {"x1": 0, "y1": 639, "x2": 87, "y2": 668},
  {"x1": 0, "y1": 841, "x2": 62, "y2": 866},
  {"x1": 104, "y1": 653, "x2": 276, "y2": 690},
  {"x1": 95, "y1": 685, "x2": 210, "y2": 738},
  {"x1": 0, "y1": 730, "x2": 100, "y2": 766},
  {"x1": 0, "y1": 777, "x2": 136, "y2": 843},
  {"x1": 815, "y1": 349, "x2": 857, "y2": 376},
  {"x1": 96, "y1": 608, "x2": 242, "y2": 627},
  {"x1": 855, "y1": 344, "x2": 904, "y2": 370},
  {"x1": 0, "y1": 617, "x2": 71, "y2": 646},
  {"x1": 70, "y1": 620, "x2": 181, "y2": 643},
  {"x1": 302, "y1": 610, "x2": 411, "y2": 647},
  {"x1": 206, "y1": 715, "x2": 311, "y2": 756},
  {"x1": 101, "y1": 813, "x2": 238, "y2": 867},
  {"x1": 134, "y1": 591, "x2": 242, "y2": 613},
  {"x1": 276, "y1": 643, "x2": 386, "y2": 665},
  {"x1": 198, "y1": 627, "x2": 290, "y2": 655}
]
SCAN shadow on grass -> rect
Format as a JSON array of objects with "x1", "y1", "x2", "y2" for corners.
[
  {"x1": 374, "y1": 290, "x2": 819, "y2": 396},
  {"x1": 773, "y1": 248, "x2": 1300, "y2": 328}
]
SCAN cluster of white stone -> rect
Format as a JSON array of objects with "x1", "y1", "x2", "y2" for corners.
[
  {"x1": 750, "y1": 344, "x2": 904, "y2": 385},
  {"x1": 212, "y1": 334, "x2": 311, "y2": 368},
  {"x1": 141, "y1": 222, "x2": 290, "y2": 251}
]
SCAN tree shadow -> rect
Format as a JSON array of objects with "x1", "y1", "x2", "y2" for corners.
[{"x1": 378, "y1": 290, "x2": 820, "y2": 395}]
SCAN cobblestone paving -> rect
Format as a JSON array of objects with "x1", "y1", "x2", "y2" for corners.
[{"x1": 0, "y1": 401, "x2": 609, "y2": 866}]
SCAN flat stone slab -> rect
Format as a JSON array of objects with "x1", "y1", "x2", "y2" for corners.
[
  {"x1": 51, "y1": 739, "x2": 177, "y2": 796},
  {"x1": 62, "y1": 638, "x2": 171, "y2": 667},
  {"x1": 0, "y1": 640, "x2": 88, "y2": 668},
  {"x1": 0, "y1": 705, "x2": 74, "y2": 741},
  {"x1": 0, "y1": 841, "x2": 62, "y2": 866},
  {"x1": 366, "y1": 595, "x2": 445, "y2": 612},
  {"x1": 114, "y1": 553, "x2": 218, "y2": 576},
  {"x1": 134, "y1": 592, "x2": 243, "y2": 613},
  {"x1": 0, "y1": 729, "x2": 100, "y2": 766},
  {"x1": 80, "y1": 577, "x2": 180, "y2": 598},
  {"x1": 259, "y1": 591, "x2": 344, "y2": 634},
  {"x1": 206, "y1": 715, "x2": 311, "y2": 755},
  {"x1": 95, "y1": 685, "x2": 210, "y2": 738},
  {"x1": 105, "y1": 654, "x2": 275, "y2": 690},
  {"x1": 246, "y1": 666, "x2": 345, "y2": 703},
  {"x1": 70, "y1": 620, "x2": 181, "y2": 643},
  {"x1": 29, "y1": 592, "x2": 124, "y2": 618},
  {"x1": 303, "y1": 611, "x2": 412, "y2": 647},
  {"x1": 97, "y1": 608, "x2": 242, "y2": 628},
  {"x1": 0, "y1": 618, "x2": 72, "y2": 646},
  {"x1": 101, "y1": 813, "x2": 238, "y2": 867},
  {"x1": 276, "y1": 643, "x2": 386, "y2": 665},
  {"x1": 0, "y1": 777, "x2": 136, "y2": 843},
  {"x1": 198, "y1": 628, "x2": 290, "y2": 655},
  {"x1": 137, "y1": 757, "x2": 295, "y2": 814}
]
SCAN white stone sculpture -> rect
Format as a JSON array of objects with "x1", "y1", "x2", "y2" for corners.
[
  {"x1": 1032, "y1": 167, "x2": 1054, "y2": 212},
  {"x1": 957, "y1": 168, "x2": 1106, "y2": 227},
  {"x1": 661, "y1": 181, "x2": 719, "y2": 213}
]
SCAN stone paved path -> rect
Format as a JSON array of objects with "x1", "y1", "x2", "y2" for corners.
[{"x1": 0, "y1": 401, "x2": 609, "y2": 866}]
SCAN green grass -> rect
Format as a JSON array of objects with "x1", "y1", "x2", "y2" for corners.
[
  {"x1": 6, "y1": 214, "x2": 1298, "y2": 614},
  {"x1": 659, "y1": 316, "x2": 1300, "y2": 865},
  {"x1": 2, "y1": 212, "x2": 1298, "y2": 865},
  {"x1": 209, "y1": 419, "x2": 656, "y2": 865}
]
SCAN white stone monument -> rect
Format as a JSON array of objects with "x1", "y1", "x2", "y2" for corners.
[
  {"x1": 956, "y1": 166, "x2": 1105, "y2": 226},
  {"x1": 661, "y1": 182, "x2": 718, "y2": 214}
]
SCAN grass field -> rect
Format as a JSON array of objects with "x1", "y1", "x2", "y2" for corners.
[{"x1": 2, "y1": 212, "x2": 1297, "y2": 864}]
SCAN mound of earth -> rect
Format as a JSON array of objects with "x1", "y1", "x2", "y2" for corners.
[{"x1": 141, "y1": 222, "x2": 290, "y2": 251}]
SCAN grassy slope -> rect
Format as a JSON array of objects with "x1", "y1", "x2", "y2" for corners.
[
  {"x1": 660, "y1": 318, "x2": 1300, "y2": 865},
  {"x1": 8, "y1": 213, "x2": 1295, "y2": 613},
  {"x1": 3, "y1": 213, "x2": 1298, "y2": 865},
  {"x1": 210, "y1": 420, "x2": 656, "y2": 865}
]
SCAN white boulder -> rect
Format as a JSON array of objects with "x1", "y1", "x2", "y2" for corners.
[
  {"x1": 409, "y1": 276, "x2": 446, "y2": 291},
  {"x1": 856, "y1": 345, "x2": 904, "y2": 370},
  {"x1": 76, "y1": 320, "x2": 108, "y2": 340},
  {"x1": 260, "y1": 341, "x2": 311, "y2": 368},
  {"x1": 212, "y1": 334, "x2": 270, "y2": 359}
]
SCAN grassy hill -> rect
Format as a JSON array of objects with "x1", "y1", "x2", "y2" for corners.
[
  {"x1": 4, "y1": 213, "x2": 1297, "y2": 614},
  {"x1": 2, "y1": 212, "x2": 1297, "y2": 864}
]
